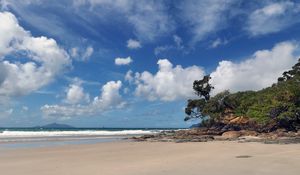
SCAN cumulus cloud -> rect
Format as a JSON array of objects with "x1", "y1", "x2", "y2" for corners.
[
  {"x1": 115, "y1": 56, "x2": 133, "y2": 66},
  {"x1": 125, "y1": 70, "x2": 134, "y2": 82},
  {"x1": 65, "y1": 83, "x2": 90, "y2": 104},
  {"x1": 0, "y1": 11, "x2": 71, "y2": 97},
  {"x1": 127, "y1": 59, "x2": 205, "y2": 101},
  {"x1": 70, "y1": 46, "x2": 93, "y2": 61},
  {"x1": 126, "y1": 39, "x2": 141, "y2": 49},
  {"x1": 93, "y1": 81, "x2": 123, "y2": 109},
  {"x1": 0, "y1": 63, "x2": 7, "y2": 85},
  {"x1": 41, "y1": 80, "x2": 125, "y2": 118},
  {"x1": 247, "y1": 1, "x2": 300, "y2": 36},
  {"x1": 210, "y1": 41, "x2": 299, "y2": 94},
  {"x1": 128, "y1": 41, "x2": 299, "y2": 101}
]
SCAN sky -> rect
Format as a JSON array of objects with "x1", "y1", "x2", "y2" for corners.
[{"x1": 1, "y1": 0, "x2": 300, "y2": 128}]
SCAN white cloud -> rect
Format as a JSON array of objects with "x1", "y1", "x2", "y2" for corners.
[
  {"x1": 70, "y1": 46, "x2": 93, "y2": 61},
  {"x1": 211, "y1": 41, "x2": 298, "y2": 94},
  {"x1": 115, "y1": 56, "x2": 133, "y2": 66},
  {"x1": 41, "y1": 80, "x2": 124, "y2": 118},
  {"x1": 0, "y1": 63, "x2": 7, "y2": 85},
  {"x1": 154, "y1": 35, "x2": 185, "y2": 55},
  {"x1": 128, "y1": 59, "x2": 205, "y2": 101},
  {"x1": 65, "y1": 76, "x2": 102, "y2": 87},
  {"x1": 22, "y1": 106, "x2": 29, "y2": 111},
  {"x1": 173, "y1": 35, "x2": 183, "y2": 49},
  {"x1": 247, "y1": 2, "x2": 300, "y2": 36},
  {"x1": 0, "y1": 108, "x2": 13, "y2": 118},
  {"x1": 0, "y1": 12, "x2": 71, "y2": 97},
  {"x1": 126, "y1": 39, "x2": 141, "y2": 49},
  {"x1": 129, "y1": 41, "x2": 299, "y2": 101},
  {"x1": 154, "y1": 45, "x2": 173, "y2": 56},
  {"x1": 6, "y1": 108, "x2": 13, "y2": 115},
  {"x1": 83, "y1": 46, "x2": 94, "y2": 59},
  {"x1": 0, "y1": 0, "x2": 86, "y2": 47},
  {"x1": 210, "y1": 38, "x2": 228, "y2": 48},
  {"x1": 125, "y1": 70, "x2": 134, "y2": 82},
  {"x1": 92, "y1": 80, "x2": 123, "y2": 109},
  {"x1": 65, "y1": 83, "x2": 90, "y2": 104},
  {"x1": 73, "y1": 0, "x2": 174, "y2": 42},
  {"x1": 180, "y1": 0, "x2": 235, "y2": 44}
]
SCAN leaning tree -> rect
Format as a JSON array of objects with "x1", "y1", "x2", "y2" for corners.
[{"x1": 184, "y1": 75, "x2": 214, "y2": 121}]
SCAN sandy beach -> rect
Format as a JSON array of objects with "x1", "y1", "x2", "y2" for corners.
[{"x1": 0, "y1": 141, "x2": 299, "y2": 175}]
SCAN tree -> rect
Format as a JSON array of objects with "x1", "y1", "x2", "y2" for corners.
[
  {"x1": 184, "y1": 99, "x2": 206, "y2": 121},
  {"x1": 184, "y1": 75, "x2": 214, "y2": 121},
  {"x1": 193, "y1": 75, "x2": 214, "y2": 101},
  {"x1": 184, "y1": 59, "x2": 300, "y2": 130},
  {"x1": 278, "y1": 58, "x2": 300, "y2": 82}
]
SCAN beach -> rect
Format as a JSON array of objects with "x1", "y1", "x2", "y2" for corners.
[{"x1": 1, "y1": 141, "x2": 299, "y2": 175}]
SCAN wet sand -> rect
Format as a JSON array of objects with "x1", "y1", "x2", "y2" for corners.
[{"x1": 0, "y1": 141, "x2": 299, "y2": 175}]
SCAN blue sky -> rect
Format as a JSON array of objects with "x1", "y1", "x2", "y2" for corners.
[{"x1": 1, "y1": 0, "x2": 300, "y2": 127}]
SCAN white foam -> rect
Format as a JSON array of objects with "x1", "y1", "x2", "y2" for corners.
[{"x1": 0, "y1": 130, "x2": 159, "y2": 138}]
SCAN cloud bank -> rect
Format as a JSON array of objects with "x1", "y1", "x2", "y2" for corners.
[
  {"x1": 210, "y1": 41, "x2": 298, "y2": 94},
  {"x1": 3, "y1": 0, "x2": 300, "y2": 46},
  {"x1": 73, "y1": 0, "x2": 174, "y2": 42},
  {"x1": 126, "y1": 59, "x2": 205, "y2": 101},
  {"x1": 0, "y1": 11, "x2": 71, "y2": 98},
  {"x1": 41, "y1": 80, "x2": 124, "y2": 118},
  {"x1": 247, "y1": 1, "x2": 300, "y2": 36},
  {"x1": 128, "y1": 41, "x2": 299, "y2": 101}
]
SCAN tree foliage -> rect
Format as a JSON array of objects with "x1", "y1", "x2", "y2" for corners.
[
  {"x1": 193, "y1": 75, "x2": 213, "y2": 101},
  {"x1": 185, "y1": 59, "x2": 300, "y2": 131},
  {"x1": 184, "y1": 75, "x2": 213, "y2": 121}
]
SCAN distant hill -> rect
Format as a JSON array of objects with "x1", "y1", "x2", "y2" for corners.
[{"x1": 35, "y1": 123, "x2": 75, "y2": 129}]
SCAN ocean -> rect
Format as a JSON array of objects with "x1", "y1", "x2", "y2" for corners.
[{"x1": 0, "y1": 128, "x2": 179, "y2": 149}]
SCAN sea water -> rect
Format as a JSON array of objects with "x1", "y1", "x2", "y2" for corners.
[{"x1": 0, "y1": 128, "x2": 176, "y2": 149}]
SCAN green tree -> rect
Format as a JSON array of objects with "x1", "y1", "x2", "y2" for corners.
[
  {"x1": 193, "y1": 75, "x2": 213, "y2": 101},
  {"x1": 184, "y1": 75, "x2": 214, "y2": 121}
]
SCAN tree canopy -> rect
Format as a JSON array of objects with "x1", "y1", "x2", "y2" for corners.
[
  {"x1": 185, "y1": 59, "x2": 300, "y2": 131},
  {"x1": 184, "y1": 75, "x2": 213, "y2": 121}
]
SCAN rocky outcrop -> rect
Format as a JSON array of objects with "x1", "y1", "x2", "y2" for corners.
[
  {"x1": 221, "y1": 131, "x2": 242, "y2": 139},
  {"x1": 132, "y1": 128, "x2": 300, "y2": 144},
  {"x1": 132, "y1": 109, "x2": 300, "y2": 144},
  {"x1": 206, "y1": 109, "x2": 298, "y2": 132}
]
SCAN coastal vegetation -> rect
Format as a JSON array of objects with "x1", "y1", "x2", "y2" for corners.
[{"x1": 185, "y1": 59, "x2": 300, "y2": 132}]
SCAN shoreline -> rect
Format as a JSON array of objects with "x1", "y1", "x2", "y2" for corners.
[{"x1": 1, "y1": 141, "x2": 299, "y2": 175}]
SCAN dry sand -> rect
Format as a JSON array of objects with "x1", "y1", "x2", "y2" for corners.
[{"x1": 0, "y1": 141, "x2": 299, "y2": 175}]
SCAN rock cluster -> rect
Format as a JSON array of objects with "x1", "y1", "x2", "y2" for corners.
[
  {"x1": 132, "y1": 128, "x2": 300, "y2": 144},
  {"x1": 132, "y1": 109, "x2": 300, "y2": 144}
]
